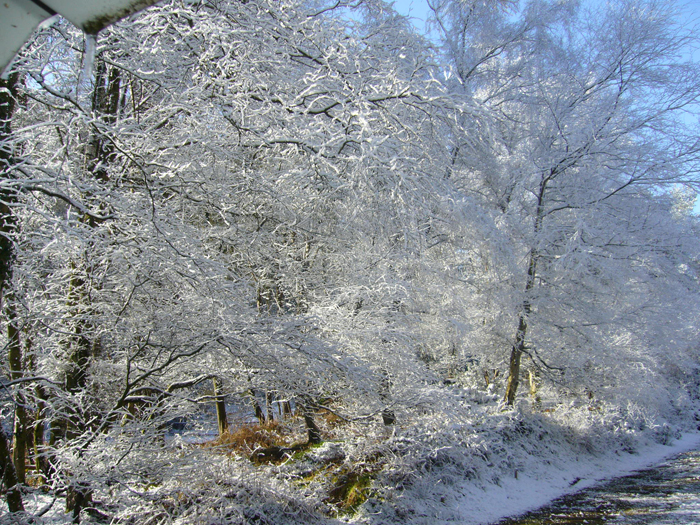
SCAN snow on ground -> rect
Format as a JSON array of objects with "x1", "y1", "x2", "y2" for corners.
[
  {"x1": 354, "y1": 395, "x2": 700, "y2": 525},
  {"x1": 7, "y1": 401, "x2": 700, "y2": 525},
  {"x1": 454, "y1": 431, "x2": 700, "y2": 525}
]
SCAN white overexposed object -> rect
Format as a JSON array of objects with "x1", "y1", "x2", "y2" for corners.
[{"x1": 1, "y1": 0, "x2": 161, "y2": 77}]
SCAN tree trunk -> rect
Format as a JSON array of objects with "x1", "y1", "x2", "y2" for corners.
[
  {"x1": 213, "y1": 377, "x2": 228, "y2": 436},
  {"x1": 503, "y1": 316, "x2": 526, "y2": 406},
  {"x1": 6, "y1": 296, "x2": 27, "y2": 483},
  {"x1": 528, "y1": 369, "x2": 538, "y2": 399},
  {"x1": 1, "y1": 69, "x2": 29, "y2": 485},
  {"x1": 34, "y1": 384, "x2": 50, "y2": 478},
  {"x1": 66, "y1": 481, "x2": 92, "y2": 524},
  {"x1": 61, "y1": 52, "x2": 121, "y2": 441},
  {"x1": 379, "y1": 370, "x2": 395, "y2": 425},
  {"x1": 64, "y1": 269, "x2": 92, "y2": 441},
  {"x1": 504, "y1": 177, "x2": 546, "y2": 406},
  {"x1": 265, "y1": 390, "x2": 274, "y2": 422},
  {"x1": 247, "y1": 389, "x2": 265, "y2": 424},
  {"x1": 504, "y1": 250, "x2": 536, "y2": 405},
  {"x1": 299, "y1": 399, "x2": 322, "y2": 445},
  {"x1": 0, "y1": 72, "x2": 20, "y2": 296},
  {"x1": 0, "y1": 421, "x2": 24, "y2": 512},
  {"x1": 282, "y1": 398, "x2": 292, "y2": 418},
  {"x1": 11, "y1": 397, "x2": 27, "y2": 485}
]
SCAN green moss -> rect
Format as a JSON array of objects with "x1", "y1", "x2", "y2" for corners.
[
  {"x1": 291, "y1": 441, "x2": 323, "y2": 461},
  {"x1": 344, "y1": 473, "x2": 373, "y2": 513},
  {"x1": 326, "y1": 470, "x2": 375, "y2": 515}
]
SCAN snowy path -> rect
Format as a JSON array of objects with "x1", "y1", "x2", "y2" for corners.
[
  {"x1": 454, "y1": 433, "x2": 700, "y2": 525},
  {"x1": 498, "y1": 446, "x2": 700, "y2": 524}
]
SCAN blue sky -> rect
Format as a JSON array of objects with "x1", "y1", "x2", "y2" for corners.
[
  {"x1": 391, "y1": 0, "x2": 432, "y2": 32},
  {"x1": 391, "y1": 0, "x2": 700, "y2": 41}
]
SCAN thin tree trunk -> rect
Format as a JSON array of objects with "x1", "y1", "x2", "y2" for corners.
[
  {"x1": 11, "y1": 398, "x2": 27, "y2": 485},
  {"x1": 528, "y1": 369, "x2": 538, "y2": 399},
  {"x1": 282, "y1": 399, "x2": 292, "y2": 418},
  {"x1": 248, "y1": 389, "x2": 265, "y2": 424},
  {"x1": 6, "y1": 294, "x2": 27, "y2": 483},
  {"x1": 1, "y1": 70, "x2": 28, "y2": 485},
  {"x1": 504, "y1": 175, "x2": 548, "y2": 405},
  {"x1": 213, "y1": 377, "x2": 228, "y2": 436},
  {"x1": 26, "y1": 336, "x2": 50, "y2": 479},
  {"x1": 0, "y1": 421, "x2": 24, "y2": 512},
  {"x1": 265, "y1": 390, "x2": 273, "y2": 422},
  {"x1": 379, "y1": 370, "x2": 395, "y2": 425},
  {"x1": 503, "y1": 313, "x2": 527, "y2": 406},
  {"x1": 34, "y1": 384, "x2": 49, "y2": 478},
  {"x1": 64, "y1": 267, "x2": 92, "y2": 441},
  {"x1": 0, "y1": 72, "x2": 20, "y2": 294},
  {"x1": 299, "y1": 399, "x2": 322, "y2": 445}
]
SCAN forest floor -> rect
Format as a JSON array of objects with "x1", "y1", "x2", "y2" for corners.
[
  {"x1": 7, "y1": 394, "x2": 700, "y2": 525},
  {"x1": 347, "y1": 393, "x2": 700, "y2": 525}
]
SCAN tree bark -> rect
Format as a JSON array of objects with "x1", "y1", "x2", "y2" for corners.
[
  {"x1": 66, "y1": 481, "x2": 92, "y2": 524},
  {"x1": 248, "y1": 389, "x2": 265, "y2": 424},
  {"x1": 11, "y1": 398, "x2": 27, "y2": 485},
  {"x1": 64, "y1": 266, "x2": 92, "y2": 440},
  {"x1": 0, "y1": 69, "x2": 29, "y2": 485},
  {"x1": 503, "y1": 314, "x2": 527, "y2": 406},
  {"x1": 213, "y1": 377, "x2": 228, "y2": 436},
  {"x1": 0, "y1": 421, "x2": 24, "y2": 512},
  {"x1": 0, "y1": 72, "x2": 20, "y2": 295},
  {"x1": 265, "y1": 390, "x2": 274, "y2": 422},
  {"x1": 62, "y1": 52, "x2": 121, "y2": 440},
  {"x1": 299, "y1": 399, "x2": 322, "y2": 445},
  {"x1": 528, "y1": 369, "x2": 538, "y2": 400},
  {"x1": 503, "y1": 174, "x2": 547, "y2": 405},
  {"x1": 283, "y1": 399, "x2": 292, "y2": 418},
  {"x1": 6, "y1": 296, "x2": 27, "y2": 483},
  {"x1": 34, "y1": 384, "x2": 50, "y2": 478},
  {"x1": 379, "y1": 370, "x2": 395, "y2": 425}
]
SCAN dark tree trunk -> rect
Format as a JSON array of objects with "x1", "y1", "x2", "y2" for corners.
[
  {"x1": 282, "y1": 399, "x2": 292, "y2": 418},
  {"x1": 0, "y1": 69, "x2": 29, "y2": 485},
  {"x1": 66, "y1": 481, "x2": 92, "y2": 523},
  {"x1": 503, "y1": 315, "x2": 527, "y2": 406},
  {"x1": 0, "y1": 72, "x2": 20, "y2": 295},
  {"x1": 265, "y1": 390, "x2": 274, "y2": 422},
  {"x1": 248, "y1": 389, "x2": 265, "y2": 424},
  {"x1": 0, "y1": 422, "x2": 24, "y2": 512},
  {"x1": 504, "y1": 175, "x2": 547, "y2": 405},
  {"x1": 34, "y1": 384, "x2": 51, "y2": 478},
  {"x1": 299, "y1": 400, "x2": 322, "y2": 445},
  {"x1": 379, "y1": 370, "x2": 395, "y2": 425},
  {"x1": 213, "y1": 377, "x2": 228, "y2": 436},
  {"x1": 6, "y1": 295, "x2": 27, "y2": 483}
]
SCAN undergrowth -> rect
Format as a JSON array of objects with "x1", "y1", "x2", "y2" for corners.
[{"x1": 203, "y1": 420, "x2": 301, "y2": 456}]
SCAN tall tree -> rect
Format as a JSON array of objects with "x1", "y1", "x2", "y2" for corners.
[
  {"x1": 0, "y1": 65, "x2": 32, "y2": 491},
  {"x1": 432, "y1": 0, "x2": 700, "y2": 404}
]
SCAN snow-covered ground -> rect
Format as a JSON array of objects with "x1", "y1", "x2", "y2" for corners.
[
  {"x1": 350, "y1": 395, "x2": 700, "y2": 525},
  {"x1": 459, "y1": 432, "x2": 700, "y2": 525},
  {"x1": 7, "y1": 404, "x2": 700, "y2": 525}
]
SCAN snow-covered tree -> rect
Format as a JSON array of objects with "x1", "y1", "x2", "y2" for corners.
[{"x1": 431, "y1": 0, "x2": 700, "y2": 404}]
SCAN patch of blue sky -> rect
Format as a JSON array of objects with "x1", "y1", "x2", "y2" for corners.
[{"x1": 391, "y1": 0, "x2": 432, "y2": 33}]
